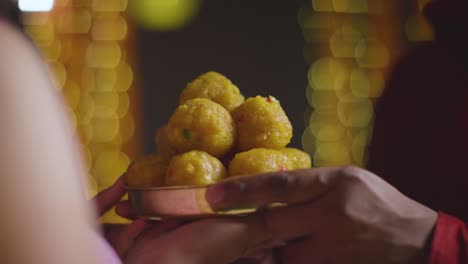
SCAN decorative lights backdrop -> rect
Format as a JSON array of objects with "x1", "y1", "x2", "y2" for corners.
[
  {"x1": 23, "y1": 0, "x2": 139, "y2": 223},
  {"x1": 300, "y1": 0, "x2": 433, "y2": 167},
  {"x1": 20, "y1": 0, "x2": 434, "y2": 222}
]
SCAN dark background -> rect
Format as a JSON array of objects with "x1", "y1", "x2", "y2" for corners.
[{"x1": 138, "y1": 0, "x2": 308, "y2": 154}]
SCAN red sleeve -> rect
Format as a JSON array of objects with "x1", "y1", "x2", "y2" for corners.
[{"x1": 429, "y1": 212, "x2": 468, "y2": 264}]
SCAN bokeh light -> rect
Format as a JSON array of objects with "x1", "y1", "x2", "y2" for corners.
[
  {"x1": 19, "y1": 0, "x2": 54, "y2": 12},
  {"x1": 57, "y1": 9, "x2": 92, "y2": 34},
  {"x1": 91, "y1": 14, "x2": 128, "y2": 40},
  {"x1": 23, "y1": 0, "x2": 138, "y2": 223},
  {"x1": 86, "y1": 41, "x2": 122, "y2": 68},
  {"x1": 355, "y1": 38, "x2": 390, "y2": 68},
  {"x1": 309, "y1": 57, "x2": 348, "y2": 91},
  {"x1": 349, "y1": 69, "x2": 384, "y2": 98},
  {"x1": 131, "y1": 0, "x2": 201, "y2": 31},
  {"x1": 301, "y1": 0, "x2": 397, "y2": 166},
  {"x1": 92, "y1": 0, "x2": 128, "y2": 12},
  {"x1": 332, "y1": 0, "x2": 368, "y2": 13}
]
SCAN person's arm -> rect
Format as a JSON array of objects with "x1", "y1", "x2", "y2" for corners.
[
  {"x1": 0, "y1": 20, "x2": 100, "y2": 263},
  {"x1": 429, "y1": 213, "x2": 468, "y2": 264},
  {"x1": 206, "y1": 167, "x2": 437, "y2": 264}
]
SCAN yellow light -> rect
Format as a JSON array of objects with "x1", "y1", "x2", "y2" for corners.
[
  {"x1": 94, "y1": 69, "x2": 117, "y2": 92},
  {"x1": 81, "y1": 68, "x2": 96, "y2": 92},
  {"x1": 116, "y1": 94, "x2": 130, "y2": 118},
  {"x1": 115, "y1": 61, "x2": 134, "y2": 92},
  {"x1": 332, "y1": 0, "x2": 369, "y2": 13},
  {"x1": 40, "y1": 38, "x2": 62, "y2": 62},
  {"x1": 60, "y1": 37, "x2": 90, "y2": 65},
  {"x1": 330, "y1": 26, "x2": 362, "y2": 58},
  {"x1": 78, "y1": 123, "x2": 93, "y2": 143},
  {"x1": 26, "y1": 21, "x2": 55, "y2": 47},
  {"x1": 76, "y1": 94, "x2": 95, "y2": 125},
  {"x1": 337, "y1": 98, "x2": 373, "y2": 127},
  {"x1": 312, "y1": 0, "x2": 334, "y2": 12},
  {"x1": 349, "y1": 69, "x2": 384, "y2": 98},
  {"x1": 57, "y1": 9, "x2": 92, "y2": 34},
  {"x1": 309, "y1": 110, "x2": 346, "y2": 142},
  {"x1": 314, "y1": 142, "x2": 351, "y2": 166},
  {"x1": 93, "y1": 151, "x2": 130, "y2": 188},
  {"x1": 355, "y1": 38, "x2": 390, "y2": 68},
  {"x1": 309, "y1": 109, "x2": 340, "y2": 135},
  {"x1": 93, "y1": 92, "x2": 119, "y2": 118},
  {"x1": 23, "y1": 13, "x2": 50, "y2": 25},
  {"x1": 92, "y1": 0, "x2": 128, "y2": 12},
  {"x1": 63, "y1": 80, "x2": 81, "y2": 110},
  {"x1": 48, "y1": 61, "x2": 67, "y2": 87},
  {"x1": 131, "y1": 0, "x2": 201, "y2": 31},
  {"x1": 301, "y1": 13, "x2": 335, "y2": 30},
  {"x1": 90, "y1": 115, "x2": 120, "y2": 142},
  {"x1": 316, "y1": 124, "x2": 346, "y2": 142},
  {"x1": 86, "y1": 41, "x2": 122, "y2": 69},
  {"x1": 91, "y1": 14, "x2": 128, "y2": 41},
  {"x1": 54, "y1": 0, "x2": 70, "y2": 7},
  {"x1": 309, "y1": 57, "x2": 348, "y2": 91},
  {"x1": 307, "y1": 89, "x2": 339, "y2": 110}
]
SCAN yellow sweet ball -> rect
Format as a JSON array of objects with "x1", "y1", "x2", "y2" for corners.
[
  {"x1": 228, "y1": 148, "x2": 293, "y2": 177},
  {"x1": 232, "y1": 96, "x2": 292, "y2": 151},
  {"x1": 167, "y1": 98, "x2": 236, "y2": 158},
  {"x1": 179, "y1": 71, "x2": 245, "y2": 111},
  {"x1": 126, "y1": 155, "x2": 168, "y2": 187},
  {"x1": 154, "y1": 125, "x2": 178, "y2": 161},
  {"x1": 281, "y1": 148, "x2": 312, "y2": 169},
  {"x1": 165, "y1": 150, "x2": 228, "y2": 186}
]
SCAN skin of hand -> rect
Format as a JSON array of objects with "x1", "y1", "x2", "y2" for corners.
[
  {"x1": 93, "y1": 175, "x2": 277, "y2": 264},
  {"x1": 206, "y1": 166, "x2": 438, "y2": 264}
]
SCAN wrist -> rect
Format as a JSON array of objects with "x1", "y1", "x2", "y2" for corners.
[{"x1": 396, "y1": 203, "x2": 438, "y2": 264}]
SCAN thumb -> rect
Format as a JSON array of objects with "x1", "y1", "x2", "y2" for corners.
[
  {"x1": 92, "y1": 174, "x2": 126, "y2": 216},
  {"x1": 205, "y1": 167, "x2": 343, "y2": 210}
]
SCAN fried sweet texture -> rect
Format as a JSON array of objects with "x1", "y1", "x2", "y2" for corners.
[
  {"x1": 165, "y1": 150, "x2": 228, "y2": 186},
  {"x1": 228, "y1": 148, "x2": 293, "y2": 177},
  {"x1": 167, "y1": 98, "x2": 236, "y2": 158},
  {"x1": 126, "y1": 155, "x2": 168, "y2": 187},
  {"x1": 280, "y1": 148, "x2": 312, "y2": 169},
  {"x1": 179, "y1": 71, "x2": 245, "y2": 112},
  {"x1": 232, "y1": 96, "x2": 292, "y2": 151}
]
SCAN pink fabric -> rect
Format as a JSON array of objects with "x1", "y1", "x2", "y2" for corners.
[{"x1": 92, "y1": 231, "x2": 122, "y2": 264}]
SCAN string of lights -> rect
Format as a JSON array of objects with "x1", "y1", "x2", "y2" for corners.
[
  {"x1": 23, "y1": 0, "x2": 139, "y2": 223},
  {"x1": 300, "y1": 0, "x2": 401, "y2": 167}
]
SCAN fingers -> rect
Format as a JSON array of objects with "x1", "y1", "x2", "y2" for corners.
[
  {"x1": 264, "y1": 202, "x2": 325, "y2": 241},
  {"x1": 114, "y1": 218, "x2": 150, "y2": 257},
  {"x1": 148, "y1": 215, "x2": 273, "y2": 264},
  {"x1": 93, "y1": 174, "x2": 126, "y2": 216},
  {"x1": 206, "y1": 168, "x2": 342, "y2": 210},
  {"x1": 116, "y1": 219, "x2": 181, "y2": 258},
  {"x1": 237, "y1": 249, "x2": 279, "y2": 264},
  {"x1": 115, "y1": 200, "x2": 135, "y2": 220},
  {"x1": 279, "y1": 238, "x2": 327, "y2": 264}
]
